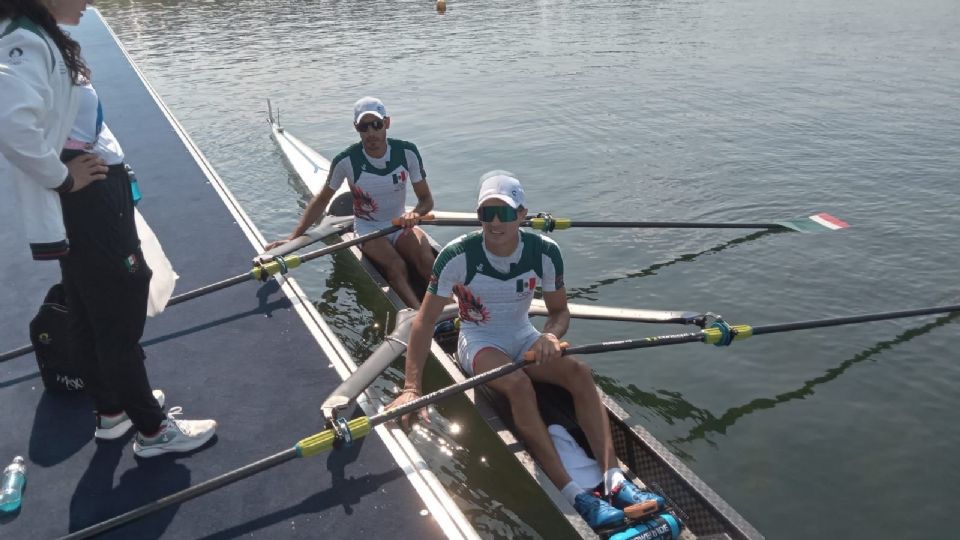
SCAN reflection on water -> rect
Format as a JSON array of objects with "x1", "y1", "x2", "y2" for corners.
[
  {"x1": 568, "y1": 229, "x2": 779, "y2": 301},
  {"x1": 597, "y1": 311, "x2": 960, "y2": 458}
]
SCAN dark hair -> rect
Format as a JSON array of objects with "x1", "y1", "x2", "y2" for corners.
[{"x1": 1, "y1": 0, "x2": 89, "y2": 83}]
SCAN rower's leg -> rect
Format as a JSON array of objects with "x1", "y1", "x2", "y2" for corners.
[
  {"x1": 360, "y1": 237, "x2": 421, "y2": 308},
  {"x1": 474, "y1": 348, "x2": 573, "y2": 490},
  {"x1": 525, "y1": 356, "x2": 617, "y2": 471},
  {"x1": 394, "y1": 226, "x2": 435, "y2": 282}
]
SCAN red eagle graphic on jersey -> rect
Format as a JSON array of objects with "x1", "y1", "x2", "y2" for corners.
[
  {"x1": 351, "y1": 185, "x2": 377, "y2": 220},
  {"x1": 453, "y1": 283, "x2": 490, "y2": 325}
]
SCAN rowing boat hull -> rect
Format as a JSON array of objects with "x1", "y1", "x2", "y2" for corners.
[{"x1": 266, "y1": 111, "x2": 762, "y2": 540}]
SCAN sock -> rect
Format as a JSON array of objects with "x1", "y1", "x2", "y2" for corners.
[
  {"x1": 604, "y1": 468, "x2": 627, "y2": 495},
  {"x1": 561, "y1": 481, "x2": 583, "y2": 506}
]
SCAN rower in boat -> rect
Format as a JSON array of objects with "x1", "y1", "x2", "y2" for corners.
[
  {"x1": 265, "y1": 97, "x2": 436, "y2": 307},
  {"x1": 386, "y1": 171, "x2": 667, "y2": 530}
]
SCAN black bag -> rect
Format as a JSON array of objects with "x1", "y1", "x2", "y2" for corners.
[{"x1": 29, "y1": 284, "x2": 85, "y2": 391}]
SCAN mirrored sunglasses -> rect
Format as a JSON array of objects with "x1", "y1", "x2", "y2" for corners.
[
  {"x1": 355, "y1": 119, "x2": 384, "y2": 133},
  {"x1": 477, "y1": 206, "x2": 519, "y2": 223}
]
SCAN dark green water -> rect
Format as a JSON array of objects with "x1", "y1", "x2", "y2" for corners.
[{"x1": 94, "y1": 0, "x2": 960, "y2": 537}]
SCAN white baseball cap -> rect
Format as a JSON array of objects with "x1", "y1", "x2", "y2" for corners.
[
  {"x1": 353, "y1": 96, "x2": 388, "y2": 123},
  {"x1": 477, "y1": 170, "x2": 525, "y2": 209}
]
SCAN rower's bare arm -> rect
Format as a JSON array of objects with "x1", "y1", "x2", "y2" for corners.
[
  {"x1": 402, "y1": 291, "x2": 450, "y2": 392},
  {"x1": 292, "y1": 184, "x2": 336, "y2": 238},
  {"x1": 386, "y1": 292, "x2": 451, "y2": 428},
  {"x1": 540, "y1": 288, "x2": 571, "y2": 339},
  {"x1": 411, "y1": 179, "x2": 434, "y2": 216}
]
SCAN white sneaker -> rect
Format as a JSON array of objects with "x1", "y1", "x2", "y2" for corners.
[
  {"x1": 133, "y1": 407, "x2": 217, "y2": 458},
  {"x1": 95, "y1": 389, "x2": 166, "y2": 440}
]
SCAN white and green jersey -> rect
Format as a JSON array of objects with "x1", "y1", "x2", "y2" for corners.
[
  {"x1": 326, "y1": 138, "x2": 425, "y2": 226},
  {"x1": 429, "y1": 230, "x2": 565, "y2": 340}
]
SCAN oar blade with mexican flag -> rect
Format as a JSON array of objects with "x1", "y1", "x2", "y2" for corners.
[{"x1": 775, "y1": 212, "x2": 850, "y2": 233}]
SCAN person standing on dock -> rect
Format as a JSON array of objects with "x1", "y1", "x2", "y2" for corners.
[
  {"x1": 265, "y1": 97, "x2": 436, "y2": 307},
  {"x1": 1, "y1": 0, "x2": 105, "y2": 260},
  {"x1": 59, "y1": 77, "x2": 217, "y2": 457},
  {"x1": 386, "y1": 172, "x2": 666, "y2": 530}
]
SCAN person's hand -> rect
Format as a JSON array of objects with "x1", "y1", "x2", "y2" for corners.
[
  {"x1": 65, "y1": 154, "x2": 108, "y2": 192},
  {"x1": 385, "y1": 388, "x2": 429, "y2": 430},
  {"x1": 264, "y1": 237, "x2": 292, "y2": 251},
  {"x1": 398, "y1": 211, "x2": 421, "y2": 229},
  {"x1": 528, "y1": 332, "x2": 563, "y2": 365}
]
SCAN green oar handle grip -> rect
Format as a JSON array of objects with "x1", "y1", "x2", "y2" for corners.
[
  {"x1": 295, "y1": 416, "x2": 372, "y2": 457},
  {"x1": 521, "y1": 341, "x2": 571, "y2": 361},
  {"x1": 703, "y1": 324, "x2": 753, "y2": 345},
  {"x1": 529, "y1": 217, "x2": 571, "y2": 231},
  {"x1": 250, "y1": 255, "x2": 303, "y2": 281}
]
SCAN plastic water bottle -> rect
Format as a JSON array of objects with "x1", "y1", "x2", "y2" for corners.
[
  {"x1": 608, "y1": 513, "x2": 681, "y2": 540},
  {"x1": 125, "y1": 164, "x2": 142, "y2": 205},
  {"x1": 0, "y1": 456, "x2": 26, "y2": 513}
]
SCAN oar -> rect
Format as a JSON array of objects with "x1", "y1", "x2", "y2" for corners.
[
  {"x1": 416, "y1": 212, "x2": 850, "y2": 233},
  {"x1": 57, "y1": 342, "x2": 566, "y2": 540},
  {"x1": 0, "y1": 217, "x2": 430, "y2": 365},
  {"x1": 531, "y1": 304, "x2": 960, "y2": 357}
]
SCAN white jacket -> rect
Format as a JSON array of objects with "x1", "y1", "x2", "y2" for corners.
[{"x1": 0, "y1": 16, "x2": 78, "y2": 260}]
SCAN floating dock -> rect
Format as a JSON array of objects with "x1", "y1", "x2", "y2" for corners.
[{"x1": 0, "y1": 10, "x2": 473, "y2": 539}]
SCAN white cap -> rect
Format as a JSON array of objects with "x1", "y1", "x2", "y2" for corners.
[
  {"x1": 353, "y1": 96, "x2": 387, "y2": 123},
  {"x1": 477, "y1": 170, "x2": 525, "y2": 209}
]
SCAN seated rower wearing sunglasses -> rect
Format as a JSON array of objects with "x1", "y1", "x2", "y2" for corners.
[
  {"x1": 386, "y1": 172, "x2": 665, "y2": 530},
  {"x1": 265, "y1": 97, "x2": 435, "y2": 307}
]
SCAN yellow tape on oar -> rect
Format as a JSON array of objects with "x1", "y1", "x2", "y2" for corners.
[
  {"x1": 703, "y1": 324, "x2": 753, "y2": 345},
  {"x1": 295, "y1": 417, "x2": 372, "y2": 457},
  {"x1": 529, "y1": 217, "x2": 572, "y2": 231},
  {"x1": 250, "y1": 255, "x2": 303, "y2": 281}
]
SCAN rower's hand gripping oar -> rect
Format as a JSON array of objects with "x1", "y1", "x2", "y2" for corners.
[
  {"x1": 58, "y1": 336, "x2": 564, "y2": 540},
  {"x1": 414, "y1": 211, "x2": 850, "y2": 233}
]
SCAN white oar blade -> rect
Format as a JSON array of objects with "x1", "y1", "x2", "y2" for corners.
[{"x1": 777, "y1": 212, "x2": 849, "y2": 232}]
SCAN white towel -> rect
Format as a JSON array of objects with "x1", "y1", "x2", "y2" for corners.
[
  {"x1": 548, "y1": 424, "x2": 602, "y2": 489},
  {"x1": 135, "y1": 209, "x2": 177, "y2": 316}
]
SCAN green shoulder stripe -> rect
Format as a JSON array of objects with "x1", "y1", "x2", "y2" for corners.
[
  {"x1": 539, "y1": 233, "x2": 564, "y2": 278},
  {"x1": 327, "y1": 143, "x2": 361, "y2": 186},
  {"x1": 429, "y1": 232, "x2": 480, "y2": 294},
  {"x1": 388, "y1": 138, "x2": 424, "y2": 176}
]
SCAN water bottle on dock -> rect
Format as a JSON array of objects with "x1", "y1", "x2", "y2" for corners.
[{"x1": 0, "y1": 456, "x2": 26, "y2": 513}]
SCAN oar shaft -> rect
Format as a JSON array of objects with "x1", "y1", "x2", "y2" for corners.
[
  {"x1": 60, "y1": 448, "x2": 299, "y2": 540},
  {"x1": 166, "y1": 273, "x2": 252, "y2": 307},
  {"x1": 751, "y1": 304, "x2": 960, "y2": 336},
  {"x1": 299, "y1": 224, "x2": 401, "y2": 264},
  {"x1": 540, "y1": 221, "x2": 782, "y2": 229},
  {"x1": 0, "y1": 344, "x2": 33, "y2": 362},
  {"x1": 418, "y1": 218, "x2": 784, "y2": 230},
  {"x1": 548, "y1": 304, "x2": 960, "y2": 357}
]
